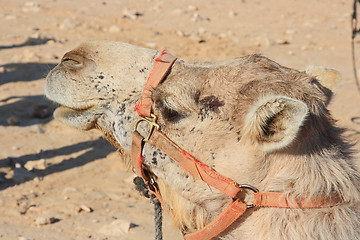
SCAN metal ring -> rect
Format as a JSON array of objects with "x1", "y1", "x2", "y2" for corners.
[{"x1": 239, "y1": 184, "x2": 259, "y2": 193}]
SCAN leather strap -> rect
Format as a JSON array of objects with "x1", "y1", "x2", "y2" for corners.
[
  {"x1": 184, "y1": 200, "x2": 248, "y2": 240},
  {"x1": 134, "y1": 50, "x2": 177, "y2": 117},
  {"x1": 131, "y1": 131, "x2": 149, "y2": 181},
  {"x1": 149, "y1": 129, "x2": 242, "y2": 198},
  {"x1": 253, "y1": 192, "x2": 342, "y2": 209}
]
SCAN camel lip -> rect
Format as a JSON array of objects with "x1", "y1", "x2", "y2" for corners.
[{"x1": 57, "y1": 104, "x2": 94, "y2": 112}]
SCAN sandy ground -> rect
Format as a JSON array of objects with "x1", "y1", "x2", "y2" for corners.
[{"x1": 1, "y1": 0, "x2": 360, "y2": 239}]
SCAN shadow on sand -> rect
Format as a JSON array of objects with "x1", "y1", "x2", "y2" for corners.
[
  {"x1": 0, "y1": 62, "x2": 57, "y2": 85},
  {"x1": 0, "y1": 137, "x2": 115, "y2": 191}
]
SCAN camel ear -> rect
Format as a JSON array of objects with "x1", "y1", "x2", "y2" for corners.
[
  {"x1": 242, "y1": 95, "x2": 309, "y2": 152},
  {"x1": 305, "y1": 66, "x2": 341, "y2": 92}
]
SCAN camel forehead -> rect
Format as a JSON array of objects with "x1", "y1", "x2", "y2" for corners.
[{"x1": 68, "y1": 40, "x2": 156, "y2": 63}]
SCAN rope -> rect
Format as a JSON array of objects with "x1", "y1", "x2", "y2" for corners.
[
  {"x1": 133, "y1": 176, "x2": 163, "y2": 240},
  {"x1": 351, "y1": 0, "x2": 360, "y2": 94}
]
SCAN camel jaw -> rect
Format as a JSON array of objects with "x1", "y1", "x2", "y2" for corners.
[{"x1": 53, "y1": 105, "x2": 102, "y2": 130}]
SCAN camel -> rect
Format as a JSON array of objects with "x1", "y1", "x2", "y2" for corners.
[{"x1": 45, "y1": 40, "x2": 360, "y2": 240}]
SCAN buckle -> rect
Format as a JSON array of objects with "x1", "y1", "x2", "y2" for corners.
[
  {"x1": 134, "y1": 113, "x2": 160, "y2": 142},
  {"x1": 239, "y1": 184, "x2": 259, "y2": 209}
]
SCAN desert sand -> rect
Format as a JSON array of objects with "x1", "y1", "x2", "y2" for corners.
[{"x1": 1, "y1": 0, "x2": 360, "y2": 239}]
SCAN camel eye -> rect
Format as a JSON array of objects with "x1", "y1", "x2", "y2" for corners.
[
  {"x1": 61, "y1": 57, "x2": 83, "y2": 68},
  {"x1": 160, "y1": 105, "x2": 180, "y2": 121}
]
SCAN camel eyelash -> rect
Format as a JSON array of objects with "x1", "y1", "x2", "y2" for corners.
[{"x1": 155, "y1": 101, "x2": 182, "y2": 122}]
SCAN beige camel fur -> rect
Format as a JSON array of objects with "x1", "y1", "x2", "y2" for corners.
[{"x1": 45, "y1": 40, "x2": 360, "y2": 239}]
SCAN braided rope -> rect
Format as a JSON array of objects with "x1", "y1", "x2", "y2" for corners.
[{"x1": 134, "y1": 177, "x2": 163, "y2": 240}]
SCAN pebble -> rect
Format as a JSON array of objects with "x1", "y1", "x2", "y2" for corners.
[
  {"x1": 198, "y1": 27, "x2": 206, "y2": 35},
  {"x1": 62, "y1": 187, "x2": 78, "y2": 195},
  {"x1": 19, "y1": 201, "x2": 36, "y2": 215},
  {"x1": 108, "y1": 25, "x2": 121, "y2": 33},
  {"x1": 123, "y1": 9, "x2": 143, "y2": 20},
  {"x1": 287, "y1": 50, "x2": 295, "y2": 56},
  {"x1": 229, "y1": 11, "x2": 238, "y2": 17},
  {"x1": 99, "y1": 220, "x2": 138, "y2": 236},
  {"x1": 59, "y1": 17, "x2": 80, "y2": 30},
  {"x1": 256, "y1": 35, "x2": 275, "y2": 47},
  {"x1": 191, "y1": 13, "x2": 203, "y2": 22},
  {"x1": 7, "y1": 115, "x2": 19, "y2": 125},
  {"x1": 18, "y1": 236, "x2": 33, "y2": 240},
  {"x1": 22, "y1": 2, "x2": 41, "y2": 13},
  {"x1": 285, "y1": 29, "x2": 296, "y2": 35},
  {"x1": 78, "y1": 205, "x2": 93, "y2": 213},
  {"x1": 187, "y1": 5, "x2": 198, "y2": 12},
  {"x1": 35, "y1": 216, "x2": 56, "y2": 225},
  {"x1": 5, "y1": 15, "x2": 18, "y2": 20},
  {"x1": 145, "y1": 42, "x2": 157, "y2": 48},
  {"x1": 24, "y1": 159, "x2": 47, "y2": 171},
  {"x1": 176, "y1": 30, "x2": 189, "y2": 37},
  {"x1": 275, "y1": 39, "x2": 290, "y2": 45}
]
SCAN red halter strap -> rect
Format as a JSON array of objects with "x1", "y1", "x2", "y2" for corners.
[{"x1": 131, "y1": 50, "x2": 342, "y2": 240}]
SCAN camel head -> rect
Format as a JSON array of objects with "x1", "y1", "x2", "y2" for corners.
[{"x1": 45, "y1": 40, "x2": 360, "y2": 239}]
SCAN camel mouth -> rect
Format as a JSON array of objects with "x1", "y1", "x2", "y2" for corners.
[
  {"x1": 58, "y1": 104, "x2": 94, "y2": 112},
  {"x1": 53, "y1": 105, "x2": 100, "y2": 130}
]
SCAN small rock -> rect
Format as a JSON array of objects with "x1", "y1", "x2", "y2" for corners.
[
  {"x1": 191, "y1": 13, "x2": 203, "y2": 22},
  {"x1": 275, "y1": 39, "x2": 290, "y2": 45},
  {"x1": 176, "y1": 30, "x2": 189, "y2": 37},
  {"x1": 59, "y1": 17, "x2": 80, "y2": 30},
  {"x1": 99, "y1": 220, "x2": 138, "y2": 236},
  {"x1": 22, "y1": 2, "x2": 41, "y2": 13},
  {"x1": 123, "y1": 9, "x2": 143, "y2": 20},
  {"x1": 189, "y1": 34, "x2": 204, "y2": 43},
  {"x1": 218, "y1": 32, "x2": 227, "y2": 39},
  {"x1": 172, "y1": 8, "x2": 184, "y2": 15},
  {"x1": 62, "y1": 187, "x2": 78, "y2": 195},
  {"x1": 198, "y1": 27, "x2": 206, "y2": 35},
  {"x1": 5, "y1": 15, "x2": 18, "y2": 20},
  {"x1": 19, "y1": 201, "x2": 36, "y2": 215},
  {"x1": 287, "y1": 50, "x2": 295, "y2": 56},
  {"x1": 145, "y1": 42, "x2": 157, "y2": 48},
  {"x1": 32, "y1": 105, "x2": 52, "y2": 119},
  {"x1": 285, "y1": 29, "x2": 296, "y2": 35},
  {"x1": 35, "y1": 216, "x2": 56, "y2": 225},
  {"x1": 305, "y1": 34, "x2": 312, "y2": 39},
  {"x1": 7, "y1": 115, "x2": 19, "y2": 125},
  {"x1": 18, "y1": 236, "x2": 33, "y2": 240},
  {"x1": 256, "y1": 35, "x2": 275, "y2": 47},
  {"x1": 79, "y1": 205, "x2": 93, "y2": 213},
  {"x1": 228, "y1": 11, "x2": 237, "y2": 17},
  {"x1": 24, "y1": 159, "x2": 47, "y2": 171},
  {"x1": 108, "y1": 25, "x2": 121, "y2": 33},
  {"x1": 187, "y1": 5, "x2": 198, "y2": 11}
]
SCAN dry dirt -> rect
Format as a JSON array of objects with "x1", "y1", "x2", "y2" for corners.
[{"x1": 1, "y1": 0, "x2": 360, "y2": 240}]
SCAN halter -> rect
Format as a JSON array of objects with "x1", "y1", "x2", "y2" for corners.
[{"x1": 131, "y1": 50, "x2": 342, "y2": 240}]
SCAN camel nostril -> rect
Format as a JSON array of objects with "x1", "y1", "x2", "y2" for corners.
[{"x1": 61, "y1": 57, "x2": 84, "y2": 68}]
